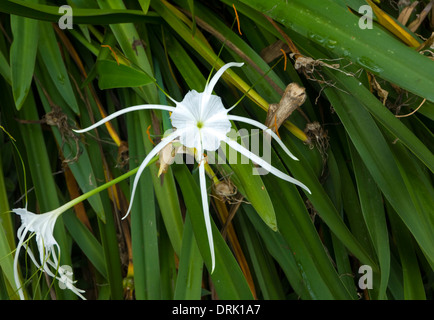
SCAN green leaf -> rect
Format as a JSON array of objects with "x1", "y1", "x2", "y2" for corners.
[
  {"x1": 329, "y1": 70, "x2": 434, "y2": 174},
  {"x1": 174, "y1": 213, "x2": 203, "y2": 299},
  {"x1": 187, "y1": 0, "x2": 197, "y2": 37},
  {"x1": 236, "y1": 212, "x2": 286, "y2": 299},
  {"x1": 388, "y1": 204, "x2": 426, "y2": 299},
  {"x1": 0, "y1": 0, "x2": 161, "y2": 24},
  {"x1": 215, "y1": 133, "x2": 277, "y2": 231},
  {"x1": 38, "y1": 22, "x2": 79, "y2": 114},
  {"x1": 97, "y1": 0, "x2": 158, "y2": 104},
  {"x1": 324, "y1": 81, "x2": 434, "y2": 266},
  {"x1": 350, "y1": 142, "x2": 390, "y2": 300},
  {"x1": 34, "y1": 63, "x2": 106, "y2": 222},
  {"x1": 0, "y1": 226, "x2": 15, "y2": 299},
  {"x1": 0, "y1": 49, "x2": 11, "y2": 85},
  {"x1": 138, "y1": 0, "x2": 151, "y2": 15},
  {"x1": 62, "y1": 211, "x2": 107, "y2": 279},
  {"x1": 10, "y1": 11, "x2": 39, "y2": 110},
  {"x1": 275, "y1": 134, "x2": 378, "y2": 272},
  {"x1": 126, "y1": 103, "x2": 161, "y2": 300},
  {"x1": 243, "y1": 205, "x2": 312, "y2": 299},
  {"x1": 324, "y1": 151, "x2": 358, "y2": 298},
  {"x1": 229, "y1": 160, "x2": 278, "y2": 231},
  {"x1": 239, "y1": 0, "x2": 434, "y2": 101},
  {"x1": 97, "y1": 60, "x2": 155, "y2": 90},
  {"x1": 173, "y1": 164, "x2": 254, "y2": 299},
  {"x1": 260, "y1": 160, "x2": 353, "y2": 299}
]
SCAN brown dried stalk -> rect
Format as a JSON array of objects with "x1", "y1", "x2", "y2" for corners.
[{"x1": 265, "y1": 83, "x2": 306, "y2": 133}]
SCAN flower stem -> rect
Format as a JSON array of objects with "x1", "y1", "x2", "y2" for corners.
[{"x1": 57, "y1": 156, "x2": 159, "y2": 214}]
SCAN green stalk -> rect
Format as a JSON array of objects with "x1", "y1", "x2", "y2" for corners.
[{"x1": 55, "y1": 158, "x2": 157, "y2": 215}]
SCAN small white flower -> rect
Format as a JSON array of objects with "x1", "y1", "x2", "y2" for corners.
[
  {"x1": 74, "y1": 62, "x2": 311, "y2": 273},
  {"x1": 13, "y1": 206, "x2": 86, "y2": 300}
]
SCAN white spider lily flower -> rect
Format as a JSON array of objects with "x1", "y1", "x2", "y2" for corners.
[
  {"x1": 74, "y1": 62, "x2": 311, "y2": 273},
  {"x1": 13, "y1": 206, "x2": 86, "y2": 300}
]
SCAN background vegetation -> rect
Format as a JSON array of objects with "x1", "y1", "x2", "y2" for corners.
[{"x1": 0, "y1": 0, "x2": 433, "y2": 300}]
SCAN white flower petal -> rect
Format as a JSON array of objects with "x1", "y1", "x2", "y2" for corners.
[
  {"x1": 123, "y1": 128, "x2": 184, "y2": 219},
  {"x1": 14, "y1": 208, "x2": 61, "y2": 249},
  {"x1": 73, "y1": 104, "x2": 176, "y2": 133},
  {"x1": 171, "y1": 92, "x2": 231, "y2": 152},
  {"x1": 57, "y1": 265, "x2": 87, "y2": 300},
  {"x1": 175, "y1": 126, "x2": 202, "y2": 152},
  {"x1": 14, "y1": 221, "x2": 32, "y2": 300},
  {"x1": 203, "y1": 62, "x2": 244, "y2": 97},
  {"x1": 200, "y1": 128, "x2": 223, "y2": 152},
  {"x1": 200, "y1": 62, "x2": 244, "y2": 119},
  {"x1": 171, "y1": 90, "x2": 230, "y2": 126},
  {"x1": 198, "y1": 147, "x2": 216, "y2": 273},
  {"x1": 12, "y1": 207, "x2": 86, "y2": 299},
  {"x1": 172, "y1": 90, "x2": 202, "y2": 124},
  {"x1": 215, "y1": 132, "x2": 312, "y2": 194},
  {"x1": 200, "y1": 94, "x2": 227, "y2": 122},
  {"x1": 227, "y1": 115, "x2": 299, "y2": 161}
]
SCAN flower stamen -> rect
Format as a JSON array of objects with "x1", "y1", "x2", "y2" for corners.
[
  {"x1": 233, "y1": 4, "x2": 242, "y2": 36},
  {"x1": 146, "y1": 124, "x2": 156, "y2": 145},
  {"x1": 274, "y1": 114, "x2": 281, "y2": 139},
  {"x1": 280, "y1": 48, "x2": 287, "y2": 71}
]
